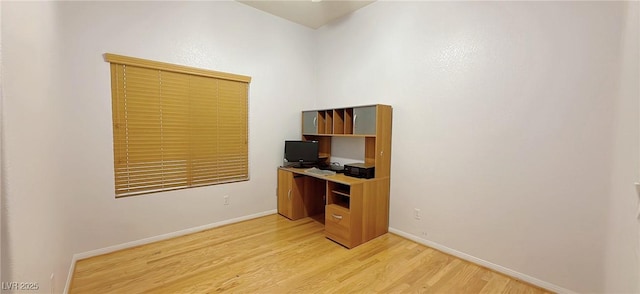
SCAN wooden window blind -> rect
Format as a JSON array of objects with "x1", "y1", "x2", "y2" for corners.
[{"x1": 105, "y1": 54, "x2": 251, "y2": 197}]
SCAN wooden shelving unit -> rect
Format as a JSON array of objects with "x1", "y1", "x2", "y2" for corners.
[{"x1": 279, "y1": 104, "x2": 392, "y2": 248}]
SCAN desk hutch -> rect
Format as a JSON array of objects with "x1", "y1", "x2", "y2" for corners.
[{"x1": 277, "y1": 104, "x2": 392, "y2": 248}]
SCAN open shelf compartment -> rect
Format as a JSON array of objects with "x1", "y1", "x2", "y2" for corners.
[{"x1": 327, "y1": 182, "x2": 350, "y2": 209}]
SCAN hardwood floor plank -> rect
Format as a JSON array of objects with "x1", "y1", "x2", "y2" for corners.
[
  {"x1": 375, "y1": 248, "x2": 441, "y2": 292},
  {"x1": 458, "y1": 267, "x2": 492, "y2": 293},
  {"x1": 480, "y1": 272, "x2": 512, "y2": 293},
  {"x1": 426, "y1": 263, "x2": 482, "y2": 293},
  {"x1": 329, "y1": 238, "x2": 438, "y2": 293},
  {"x1": 70, "y1": 214, "x2": 552, "y2": 294}
]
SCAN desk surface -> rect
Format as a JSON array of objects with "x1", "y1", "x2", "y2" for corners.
[{"x1": 279, "y1": 167, "x2": 373, "y2": 186}]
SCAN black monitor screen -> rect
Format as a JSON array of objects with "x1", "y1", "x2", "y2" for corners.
[{"x1": 284, "y1": 140, "x2": 319, "y2": 168}]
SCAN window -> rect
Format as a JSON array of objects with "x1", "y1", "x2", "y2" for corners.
[{"x1": 105, "y1": 54, "x2": 251, "y2": 197}]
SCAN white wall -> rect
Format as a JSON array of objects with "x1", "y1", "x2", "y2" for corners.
[
  {"x1": 316, "y1": 2, "x2": 635, "y2": 292},
  {"x1": 0, "y1": 0, "x2": 3, "y2": 284},
  {"x1": 1, "y1": 1, "x2": 315, "y2": 292},
  {"x1": 3, "y1": 1, "x2": 638, "y2": 293},
  {"x1": 604, "y1": 2, "x2": 640, "y2": 293}
]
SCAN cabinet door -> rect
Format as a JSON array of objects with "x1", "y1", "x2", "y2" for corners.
[
  {"x1": 277, "y1": 169, "x2": 293, "y2": 218},
  {"x1": 353, "y1": 106, "x2": 377, "y2": 135},
  {"x1": 302, "y1": 111, "x2": 318, "y2": 134},
  {"x1": 277, "y1": 169, "x2": 305, "y2": 220}
]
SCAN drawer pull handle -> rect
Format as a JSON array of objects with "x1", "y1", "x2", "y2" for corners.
[
  {"x1": 332, "y1": 214, "x2": 343, "y2": 220},
  {"x1": 288, "y1": 189, "x2": 291, "y2": 200}
]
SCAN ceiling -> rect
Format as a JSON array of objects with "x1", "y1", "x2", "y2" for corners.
[{"x1": 237, "y1": 0, "x2": 376, "y2": 29}]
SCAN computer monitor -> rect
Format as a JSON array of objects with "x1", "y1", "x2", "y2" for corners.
[{"x1": 284, "y1": 140, "x2": 319, "y2": 168}]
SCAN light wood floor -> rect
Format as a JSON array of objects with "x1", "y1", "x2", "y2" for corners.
[{"x1": 70, "y1": 214, "x2": 552, "y2": 293}]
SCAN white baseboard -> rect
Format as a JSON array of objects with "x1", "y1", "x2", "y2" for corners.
[
  {"x1": 63, "y1": 210, "x2": 277, "y2": 294},
  {"x1": 388, "y1": 228, "x2": 575, "y2": 294}
]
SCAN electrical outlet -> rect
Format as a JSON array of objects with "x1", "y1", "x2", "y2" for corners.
[
  {"x1": 414, "y1": 208, "x2": 421, "y2": 220},
  {"x1": 421, "y1": 231, "x2": 428, "y2": 238},
  {"x1": 224, "y1": 195, "x2": 229, "y2": 205}
]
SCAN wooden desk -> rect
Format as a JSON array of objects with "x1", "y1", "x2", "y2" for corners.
[
  {"x1": 281, "y1": 167, "x2": 371, "y2": 185},
  {"x1": 277, "y1": 167, "x2": 390, "y2": 248},
  {"x1": 278, "y1": 104, "x2": 392, "y2": 248}
]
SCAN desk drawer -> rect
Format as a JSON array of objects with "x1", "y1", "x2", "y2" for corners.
[{"x1": 325, "y1": 204, "x2": 351, "y2": 247}]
